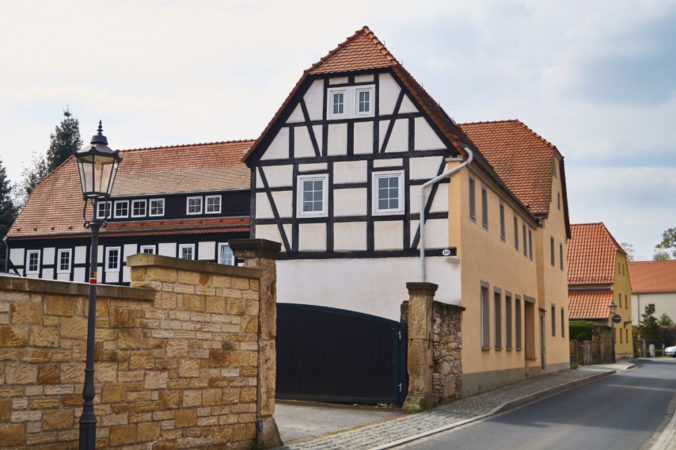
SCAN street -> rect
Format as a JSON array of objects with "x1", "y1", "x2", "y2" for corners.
[{"x1": 401, "y1": 359, "x2": 676, "y2": 450}]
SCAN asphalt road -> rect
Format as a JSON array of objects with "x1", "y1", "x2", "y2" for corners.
[{"x1": 402, "y1": 359, "x2": 676, "y2": 450}]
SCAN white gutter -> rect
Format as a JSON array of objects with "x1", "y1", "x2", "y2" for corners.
[{"x1": 419, "y1": 144, "x2": 474, "y2": 282}]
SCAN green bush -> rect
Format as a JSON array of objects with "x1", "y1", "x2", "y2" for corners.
[{"x1": 569, "y1": 320, "x2": 597, "y2": 342}]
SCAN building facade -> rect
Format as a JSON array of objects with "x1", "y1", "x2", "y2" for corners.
[
  {"x1": 568, "y1": 222, "x2": 633, "y2": 358},
  {"x1": 7, "y1": 140, "x2": 252, "y2": 282},
  {"x1": 244, "y1": 27, "x2": 572, "y2": 395},
  {"x1": 628, "y1": 260, "x2": 676, "y2": 327}
]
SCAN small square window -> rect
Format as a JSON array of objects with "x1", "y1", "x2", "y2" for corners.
[
  {"x1": 219, "y1": 243, "x2": 235, "y2": 266},
  {"x1": 205, "y1": 195, "x2": 221, "y2": 214},
  {"x1": 57, "y1": 249, "x2": 71, "y2": 273},
  {"x1": 105, "y1": 247, "x2": 120, "y2": 272},
  {"x1": 298, "y1": 174, "x2": 328, "y2": 217},
  {"x1": 179, "y1": 244, "x2": 195, "y2": 260},
  {"x1": 131, "y1": 199, "x2": 147, "y2": 217},
  {"x1": 26, "y1": 250, "x2": 40, "y2": 274},
  {"x1": 139, "y1": 245, "x2": 155, "y2": 254},
  {"x1": 186, "y1": 197, "x2": 203, "y2": 215},
  {"x1": 373, "y1": 171, "x2": 404, "y2": 214},
  {"x1": 149, "y1": 198, "x2": 165, "y2": 217},
  {"x1": 114, "y1": 201, "x2": 129, "y2": 218},
  {"x1": 96, "y1": 201, "x2": 112, "y2": 220}
]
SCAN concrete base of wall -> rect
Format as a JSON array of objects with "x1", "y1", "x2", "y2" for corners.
[
  {"x1": 403, "y1": 393, "x2": 435, "y2": 412},
  {"x1": 542, "y1": 361, "x2": 570, "y2": 374},
  {"x1": 462, "y1": 366, "x2": 525, "y2": 398},
  {"x1": 256, "y1": 416, "x2": 282, "y2": 448}
]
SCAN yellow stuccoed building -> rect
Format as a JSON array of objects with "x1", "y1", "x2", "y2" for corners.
[{"x1": 567, "y1": 222, "x2": 633, "y2": 359}]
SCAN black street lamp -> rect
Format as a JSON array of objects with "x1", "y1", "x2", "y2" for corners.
[
  {"x1": 74, "y1": 122, "x2": 122, "y2": 450},
  {"x1": 609, "y1": 301, "x2": 617, "y2": 364}
]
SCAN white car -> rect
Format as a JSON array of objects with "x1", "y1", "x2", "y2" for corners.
[{"x1": 665, "y1": 346, "x2": 676, "y2": 357}]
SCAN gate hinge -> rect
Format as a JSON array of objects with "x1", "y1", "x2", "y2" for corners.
[
  {"x1": 398, "y1": 382, "x2": 402, "y2": 393},
  {"x1": 398, "y1": 330, "x2": 402, "y2": 341}
]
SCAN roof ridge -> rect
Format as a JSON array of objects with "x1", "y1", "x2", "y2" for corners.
[
  {"x1": 628, "y1": 260, "x2": 676, "y2": 264},
  {"x1": 459, "y1": 119, "x2": 521, "y2": 126},
  {"x1": 514, "y1": 120, "x2": 557, "y2": 151},
  {"x1": 571, "y1": 222, "x2": 605, "y2": 227},
  {"x1": 121, "y1": 139, "x2": 254, "y2": 152},
  {"x1": 306, "y1": 25, "x2": 398, "y2": 74}
]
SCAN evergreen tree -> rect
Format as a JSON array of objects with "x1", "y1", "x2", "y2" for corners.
[
  {"x1": 656, "y1": 227, "x2": 676, "y2": 258},
  {"x1": 659, "y1": 313, "x2": 674, "y2": 326},
  {"x1": 18, "y1": 152, "x2": 48, "y2": 204},
  {"x1": 0, "y1": 159, "x2": 17, "y2": 270},
  {"x1": 46, "y1": 109, "x2": 82, "y2": 173},
  {"x1": 639, "y1": 305, "x2": 661, "y2": 342}
]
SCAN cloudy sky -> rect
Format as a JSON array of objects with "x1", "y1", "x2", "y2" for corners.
[{"x1": 1, "y1": 0, "x2": 674, "y2": 260}]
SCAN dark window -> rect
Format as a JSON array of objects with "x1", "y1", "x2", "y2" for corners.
[
  {"x1": 560, "y1": 243, "x2": 564, "y2": 271},
  {"x1": 481, "y1": 284, "x2": 490, "y2": 349},
  {"x1": 550, "y1": 237, "x2": 555, "y2": 266},
  {"x1": 469, "y1": 177, "x2": 476, "y2": 221},
  {"x1": 505, "y1": 293, "x2": 512, "y2": 349},
  {"x1": 515, "y1": 297, "x2": 522, "y2": 350},
  {"x1": 528, "y1": 229, "x2": 533, "y2": 260},
  {"x1": 499, "y1": 202, "x2": 505, "y2": 241},
  {"x1": 481, "y1": 186, "x2": 488, "y2": 229},
  {"x1": 551, "y1": 305, "x2": 556, "y2": 337},
  {"x1": 522, "y1": 224, "x2": 527, "y2": 257},
  {"x1": 514, "y1": 215, "x2": 519, "y2": 250},
  {"x1": 494, "y1": 289, "x2": 502, "y2": 349},
  {"x1": 561, "y1": 308, "x2": 565, "y2": 338}
]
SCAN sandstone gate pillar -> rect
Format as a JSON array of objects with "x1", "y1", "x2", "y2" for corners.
[
  {"x1": 230, "y1": 239, "x2": 282, "y2": 447},
  {"x1": 402, "y1": 282, "x2": 437, "y2": 411}
]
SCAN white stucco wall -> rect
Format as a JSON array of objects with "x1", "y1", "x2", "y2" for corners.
[
  {"x1": 276, "y1": 255, "x2": 462, "y2": 321},
  {"x1": 632, "y1": 292, "x2": 676, "y2": 327}
]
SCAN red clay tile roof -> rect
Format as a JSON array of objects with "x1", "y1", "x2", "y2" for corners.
[
  {"x1": 569, "y1": 290, "x2": 613, "y2": 320},
  {"x1": 628, "y1": 260, "x2": 676, "y2": 293},
  {"x1": 9, "y1": 140, "x2": 253, "y2": 238},
  {"x1": 460, "y1": 120, "x2": 559, "y2": 217},
  {"x1": 567, "y1": 223, "x2": 625, "y2": 285},
  {"x1": 308, "y1": 26, "x2": 398, "y2": 74}
]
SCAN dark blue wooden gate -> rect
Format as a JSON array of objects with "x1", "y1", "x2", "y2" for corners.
[{"x1": 276, "y1": 303, "x2": 407, "y2": 406}]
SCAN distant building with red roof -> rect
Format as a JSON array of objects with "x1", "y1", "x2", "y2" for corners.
[
  {"x1": 628, "y1": 260, "x2": 676, "y2": 327},
  {"x1": 567, "y1": 222, "x2": 633, "y2": 357}
]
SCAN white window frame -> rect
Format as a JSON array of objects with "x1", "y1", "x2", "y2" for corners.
[
  {"x1": 327, "y1": 88, "x2": 348, "y2": 119},
  {"x1": 105, "y1": 247, "x2": 121, "y2": 272},
  {"x1": 373, "y1": 170, "x2": 404, "y2": 215},
  {"x1": 355, "y1": 86, "x2": 375, "y2": 117},
  {"x1": 218, "y1": 243, "x2": 235, "y2": 266},
  {"x1": 178, "y1": 244, "x2": 195, "y2": 260},
  {"x1": 96, "y1": 201, "x2": 112, "y2": 220},
  {"x1": 26, "y1": 249, "x2": 40, "y2": 274},
  {"x1": 149, "y1": 198, "x2": 165, "y2": 217},
  {"x1": 131, "y1": 199, "x2": 147, "y2": 218},
  {"x1": 205, "y1": 195, "x2": 221, "y2": 214},
  {"x1": 57, "y1": 249, "x2": 71, "y2": 273},
  {"x1": 139, "y1": 245, "x2": 156, "y2": 255},
  {"x1": 113, "y1": 200, "x2": 129, "y2": 218},
  {"x1": 186, "y1": 196, "x2": 203, "y2": 215},
  {"x1": 297, "y1": 174, "x2": 329, "y2": 217}
]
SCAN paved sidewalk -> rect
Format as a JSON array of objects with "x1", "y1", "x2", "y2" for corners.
[
  {"x1": 276, "y1": 362, "x2": 633, "y2": 450},
  {"x1": 650, "y1": 390, "x2": 676, "y2": 450}
]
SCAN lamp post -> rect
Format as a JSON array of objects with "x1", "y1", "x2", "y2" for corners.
[
  {"x1": 609, "y1": 301, "x2": 617, "y2": 364},
  {"x1": 74, "y1": 122, "x2": 122, "y2": 450}
]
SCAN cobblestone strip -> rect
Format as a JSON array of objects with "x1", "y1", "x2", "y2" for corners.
[{"x1": 278, "y1": 368, "x2": 619, "y2": 450}]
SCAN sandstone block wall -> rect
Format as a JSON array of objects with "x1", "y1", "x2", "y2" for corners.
[{"x1": 0, "y1": 253, "x2": 264, "y2": 449}]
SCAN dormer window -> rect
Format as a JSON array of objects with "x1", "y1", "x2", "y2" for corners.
[
  {"x1": 96, "y1": 201, "x2": 112, "y2": 220},
  {"x1": 187, "y1": 196, "x2": 203, "y2": 215},
  {"x1": 114, "y1": 200, "x2": 129, "y2": 218},
  {"x1": 132, "y1": 199, "x2": 147, "y2": 217},
  {"x1": 149, "y1": 198, "x2": 165, "y2": 217},
  {"x1": 205, "y1": 195, "x2": 221, "y2": 214}
]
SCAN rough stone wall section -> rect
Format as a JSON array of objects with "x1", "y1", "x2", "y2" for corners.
[
  {"x1": 430, "y1": 301, "x2": 463, "y2": 403},
  {"x1": 591, "y1": 325, "x2": 613, "y2": 364},
  {"x1": 0, "y1": 252, "x2": 263, "y2": 449},
  {"x1": 401, "y1": 297, "x2": 464, "y2": 408}
]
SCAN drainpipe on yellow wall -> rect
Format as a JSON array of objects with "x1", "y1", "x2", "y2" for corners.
[{"x1": 419, "y1": 144, "x2": 474, "y2": 282}]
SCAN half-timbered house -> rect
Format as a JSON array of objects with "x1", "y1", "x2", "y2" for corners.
[
  {"x1": 244, "y1": 27, "x2": 572, "y2": 395},
  {"x1": 7, "y1": 140, "x2": 251, "y2": 283}
]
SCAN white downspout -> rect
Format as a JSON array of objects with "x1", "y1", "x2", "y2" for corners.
[{"x1": 419, "y1": 144, "x2": 474, "y2": 282}]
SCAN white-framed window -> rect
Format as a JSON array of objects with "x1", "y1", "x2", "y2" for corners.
[
  {"x1": 57, "y1": 249, "x2": 71, "y2": 273},
  {"x1": 114, "y1": 200, "x2": 129, "y2": 218},
  {"x1": 105, "y1": 247, "x2": 121, "y2": 272},
  {"x1": 298, "y1": 174, "x2": 328, "y2": 217},
  {"x1": 218, "y1": 243, "x2": 235, "y2": 266},
  {"x1": 26, "y1": 250, "x2": 40, "y2": 274},
  {"x1": 355, "y1": 87, "x2": 374, "y2": 116},
  {"x1": 186, "y1": 196, "x2": 203, "y2": 215},
  {"x1": 139, "y1": 245, "x2": 156, "y2": 254},
  {"x1": 131, "y1": 199, "x2": 147, "y2": 218},
  {"x1": 328, "y1": 88, "x2": 347, "y2": 118},
  {"x1": 96, "y1": 201, "x2": 112, "y2": 220},
  {"x1": 149, "y1": 198, "x2": 165, "y2": 217},
  {"x1": 373, "y1": 171, "x2": 404, "y2": 214},
  {"x1": 327, "y1": 85, "x2": 375, "y2": 119},
  {"x1": 179, "y1": 244, "x2": 195, "y2": 260},
  {"x1": 205, "y1": 195, "x2": 221, "y2": 214}
]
